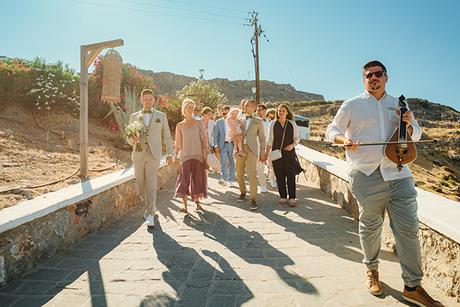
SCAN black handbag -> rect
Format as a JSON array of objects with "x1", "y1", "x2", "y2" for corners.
[{"x1": 292, "y1": 154, "x2": 305, "y2": 175}]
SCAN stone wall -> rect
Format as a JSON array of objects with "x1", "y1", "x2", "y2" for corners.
[
  {"x1": 0, "y1": 163, "x2": 177, "y2": 286},
  {"x1": 297, "y1": 150, "x2": 460, "y2": 302}
]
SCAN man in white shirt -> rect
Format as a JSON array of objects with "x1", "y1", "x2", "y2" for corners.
[
  {"x1": 326, "y1": 61, "x2": 443, "y2": 307},
  {"x1": 256, "y1": 104, "x2": 270, "y2": 193}
]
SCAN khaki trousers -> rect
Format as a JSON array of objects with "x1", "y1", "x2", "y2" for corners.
[
  {"x1": 133, "y1": 155, "x2": 161, "y2": 218},
  {"x1": 235, "y1": 144, "x2": 258, "y2": 200}
]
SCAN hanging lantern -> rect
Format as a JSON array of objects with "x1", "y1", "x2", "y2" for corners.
[{"x1": 101, "y1": 49, "x2": 122, "y2": 104}]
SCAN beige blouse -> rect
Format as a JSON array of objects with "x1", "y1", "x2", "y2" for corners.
[{"x1": 175, "y1": 120, "x2": 209, "y2": 164}]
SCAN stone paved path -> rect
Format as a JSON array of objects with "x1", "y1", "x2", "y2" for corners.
[{"x1": 0, "y1": 174, "x2": 455, "y2": 307}]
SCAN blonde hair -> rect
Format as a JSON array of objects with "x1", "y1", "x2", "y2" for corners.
[{"x1": 181, "y1": 98, "x2": 196, "y2": 115}]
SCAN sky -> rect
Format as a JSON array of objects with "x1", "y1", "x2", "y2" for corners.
[{"x1": 1, "y1": 0, "x2": 459, "y2": 110}]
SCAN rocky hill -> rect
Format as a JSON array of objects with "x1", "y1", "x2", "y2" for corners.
[
  {"x1": 294, "y1": 98, "x2": 460, "y2": 201},
  {"x1": 140, "y1": 70, "x2": 324, "y2": 104}
]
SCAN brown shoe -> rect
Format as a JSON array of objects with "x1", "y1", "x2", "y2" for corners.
[
  {"x1": 403, "y1": 285, "x2": 444, "y2": 307},
  {"x1": 237, "y1": 193, "x2": 246, "y2": 202},
  {"x1": 366, "y1": 270, "x2": 383, "y2": 296}
]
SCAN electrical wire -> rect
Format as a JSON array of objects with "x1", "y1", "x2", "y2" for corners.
[
  {"x1": 262, "y1": 31, "x2": 301, "y2": 86},
  {"x1": 112, "y1": 0, "x2": 246, "y2": 21},
  {"x1": 69, "y1": 0, "x2": 245, "y2": 26},
  {"x1": 162, "y1": 0, "x2": 249, "y2": 14}
]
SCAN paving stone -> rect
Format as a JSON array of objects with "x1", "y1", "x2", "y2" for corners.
[
  {"x1": 209, "y1": 281, "x2": 252, "y2": 296},
  {"x1": 9, "y1": 295, "x2": 55, "y2": 307},
  {"x1": 0, "y1": 294, "x2": 20, "y2": 307},
  {"x1": 12, "y1": 280, "x2": 56, "y2": 295},
  {"x1": 2, "y1": 176, "x2": 457, "y2": 307},
  {"x1": 175, "y1": 286, "x2": 209, "y2": 307},
  {"x1": 205, "y1": 295, "x2": 236, "y2": 307}
]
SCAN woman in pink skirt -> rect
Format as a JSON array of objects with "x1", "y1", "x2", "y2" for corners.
[{"x1": 174, "y1": 99, "x2": 209, "y2": 213}]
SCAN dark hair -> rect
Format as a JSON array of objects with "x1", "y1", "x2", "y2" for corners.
[
  {"x1": 140, "y1": 88, "x2": 155, "y2": 98},
  {"x1": 221, "y1": 105, "x2": 230, "y2": 111},
  {"x1": 276, "y1": 103, "x2": 294, "y2": 120},
  {"x1": 363, "y1": 60, "x2": 387, "y2": 73},
  {"x1": 257, "y1": 104, "x2": 267, "y2": 110},
  {"x1": 202, "y1": 106, "x2": 213, "y2": 115}
]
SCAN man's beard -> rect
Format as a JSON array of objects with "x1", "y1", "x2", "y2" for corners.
[{"x1": 369, "y1": 80, "x2": 381, "y2": 91}]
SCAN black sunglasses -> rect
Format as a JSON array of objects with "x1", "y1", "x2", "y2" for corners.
[{"x1": 365, "y1": 70, "x2": 385, "y2": 79}]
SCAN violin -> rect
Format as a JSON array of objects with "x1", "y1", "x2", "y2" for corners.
[{"x1": 384, "y1": 95, "x2": 417, "y2": 171}]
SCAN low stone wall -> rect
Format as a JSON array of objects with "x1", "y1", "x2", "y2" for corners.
[
  {"x1": 296, "y1": 145, "x2": 460, "y2": 302},
  {"x1": 0, "y1": 163, "x2": 177, "y2": 286}
]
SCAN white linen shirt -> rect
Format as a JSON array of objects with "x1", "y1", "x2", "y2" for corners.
[
  {"x1": 143, "y1": 112, "x2": 153, "y2": 127},
  {"x1": 326, "y1": 91, "x2": 422, "y2": 181}
]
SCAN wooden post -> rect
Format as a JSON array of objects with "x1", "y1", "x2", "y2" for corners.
[
  {"x1": 79, "y1": 45, "x2": 89, "y2": 178},
  {"x1": 79, "y1": 39, "x2": 124, "y2": 179}
]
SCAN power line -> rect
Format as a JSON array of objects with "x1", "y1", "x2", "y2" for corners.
[
  {"x1": 69, "y1": 0, "x2": 245, "y2": 26},
  {"x1": 262, "y1": 31, "x2": 301, "y2": 87},
  {"x1": 113, "y1": 0, "x2": 246, "y2": 21},
  {"x1": 162, "y1": 0, "x2": 248, "y2": 14}
]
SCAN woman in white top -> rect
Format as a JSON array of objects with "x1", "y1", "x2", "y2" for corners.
[{"x1": 202, "y1": 107, "x2": 216, "y2": 149}]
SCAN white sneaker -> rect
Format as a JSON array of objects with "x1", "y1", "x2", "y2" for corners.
[
  {"x1": 145, "y1": 215, "x2": 155, "y2": 227},
  {"x1": 218, "y1": 179, "x2": 227, "y2": 186},
  {"x1": 260, "y1": 186, "x2": 268, "y2": 194},
  {"x1": 270, "y1": 179, "x2": 277, "y2": 188}
]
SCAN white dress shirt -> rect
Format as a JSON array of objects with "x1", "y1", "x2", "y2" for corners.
[
  {"x1": 143, "y1": 111, "x2": 153, "y2": 127},
  {"x1": 326, "y1": 91, "x2": 422, "y2": 181},
  {"x1": 205, "y1": 119, "x2": 216, "y2": 147},
  {"x1": 243, "y1": 116, "x2": 252, "y2": 145}
]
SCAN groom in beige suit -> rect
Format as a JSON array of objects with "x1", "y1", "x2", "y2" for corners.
[
  {"x1": 236, "y1": 99, "x2": 267, "y2": 210},
  {"x1": 127, "y1": 89, "x2": 173, "y2": 227}
]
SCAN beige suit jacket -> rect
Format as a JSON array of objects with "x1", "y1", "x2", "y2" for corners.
[
  {"x1": 126, "y1": 109, "x2": 173, "y2": 161},
  {"x1": 242, "y1": 116, "x2": 266, "y2": 156}
]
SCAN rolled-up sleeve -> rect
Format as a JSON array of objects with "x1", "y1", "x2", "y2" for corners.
[
  {"x1": 291, "y1": 120, "x2": 300, "y2": 146},
  {"x1": 409, "y1": 117, "x2": 422, "y2": 142},
  {"x1": 326, "y1": 102, "x2": 351, "y2": 142}
]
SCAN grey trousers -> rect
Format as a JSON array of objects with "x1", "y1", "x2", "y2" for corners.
[{"x1": 349, "y1": 168, "x2": 423, "y2": 287}]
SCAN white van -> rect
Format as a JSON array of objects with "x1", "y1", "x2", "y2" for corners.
[{"x1": 294, "y1": 115, "x2": 310, "y2": 140}]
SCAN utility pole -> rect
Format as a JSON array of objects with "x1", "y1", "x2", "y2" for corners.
[{"x1": 247, "y1": 11, "x2": 262, "y2": 104}]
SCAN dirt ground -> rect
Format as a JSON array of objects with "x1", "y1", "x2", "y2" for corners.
[{"x1": 0, "y1": 104, "x2": 132, "y2": 210}]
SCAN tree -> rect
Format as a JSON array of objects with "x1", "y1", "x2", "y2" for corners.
[{"x1": 177, "y1": 79, "x2": 227, "y2": 110}]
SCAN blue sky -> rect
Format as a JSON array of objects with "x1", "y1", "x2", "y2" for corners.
[{"x1": 1, "y1": 0, "x2": 459, "y2": 110}]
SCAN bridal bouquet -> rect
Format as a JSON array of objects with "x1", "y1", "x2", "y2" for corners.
[{"x1": 125, "y1": 120, "x2": 148, "y2": 152}]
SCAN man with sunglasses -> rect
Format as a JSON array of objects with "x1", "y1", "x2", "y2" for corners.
[{"x1": 326, "y1": 61, "x2": 443, "y2": 307}]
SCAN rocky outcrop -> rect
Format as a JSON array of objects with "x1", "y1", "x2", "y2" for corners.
[{"x1": 140, "y1": 70, "x2": 324, "y2": 104}]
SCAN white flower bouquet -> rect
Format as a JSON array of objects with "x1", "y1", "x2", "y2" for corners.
[{"x1": 125, "y1": 120, "x2": 148, "y2": 152}]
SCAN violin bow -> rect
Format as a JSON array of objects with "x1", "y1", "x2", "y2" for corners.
[{"x1": 324, "y1": 139, "x2": 436, "y2": 148}]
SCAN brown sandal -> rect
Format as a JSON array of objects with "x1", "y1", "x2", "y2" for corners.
[
  {"x1": 180, "y1": 207, "x2": 188, "y2": 213},
  {"x1": 196, "y1": 202, "x2": 206, "y2": 211}
]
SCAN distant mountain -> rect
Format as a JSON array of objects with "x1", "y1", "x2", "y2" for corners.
[{"x1": 139, "y1": 70, "x2": 324, "y2": 104}]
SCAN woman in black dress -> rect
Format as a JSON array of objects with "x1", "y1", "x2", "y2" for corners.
[{"x1": 266, "y1": 104, "x2": 300, "y2": 207}]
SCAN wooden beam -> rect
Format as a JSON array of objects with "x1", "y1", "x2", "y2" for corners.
[
  {"x1": 84, "y1": 47, "x2": 103, "y2": 68},
  {"x1": 83, "y1": 39, "x2": 124, "y2": 52}
]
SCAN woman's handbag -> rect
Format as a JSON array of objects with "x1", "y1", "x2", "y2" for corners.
[{"x1": 269, "y1": 122, "x2": 287, "y2": 161}]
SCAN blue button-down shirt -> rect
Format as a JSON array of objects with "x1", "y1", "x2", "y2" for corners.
[{"x1": 326, "y1": 91, "x2": 422, "y2": 181}]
